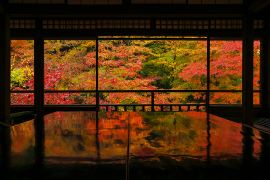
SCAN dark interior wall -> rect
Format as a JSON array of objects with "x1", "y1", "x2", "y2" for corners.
[{"x1": 0, "y1": 1, "x2": 11, "y2": 171}]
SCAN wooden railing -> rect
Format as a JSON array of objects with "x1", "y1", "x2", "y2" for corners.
[{"x1": 9, "y1": 89, "x2": 257, "y2": 112}]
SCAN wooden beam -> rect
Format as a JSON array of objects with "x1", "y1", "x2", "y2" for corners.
[
  {"x1": 0, "y1": 1, "x2": 11, "y2": 171},
  {"x1": 7, "y1": 4, "x2": 244, "y2": 18},
  {"x1": 10, "y1": 29, "x2": 245, "y2": 39},
  {"x1": 242, "y1": 14, "x2": 254, "y2": 125}
]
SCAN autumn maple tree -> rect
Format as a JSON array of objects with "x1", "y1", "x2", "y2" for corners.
[{"x1": 10, "y1": 38, "x2": 260, "y2": 105}]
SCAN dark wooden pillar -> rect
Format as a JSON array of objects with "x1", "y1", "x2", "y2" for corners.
[
  {"x1": 206, "y1": 112, "x2": 211, "y2": 165},
  {"x1": 206, "y1": 36, "x2": 210, "y2": 113},
  {"x1": 0, "y1": 1, "x2": 11, "y2": 171},
  {"x1": 242, "y1": 15, "x2": 254, "y2": 125},
  {"x1": 261, "y1": 19, "x2": 270, "y2": 116},
  {"x1": 34, "y1": 19, "x2": 45, "y2": 168},
  {"x1": 242, "y1": 126, "x2": 254, "y2": 169}
]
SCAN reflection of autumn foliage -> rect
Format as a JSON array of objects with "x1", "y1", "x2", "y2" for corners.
[
  {"x1": 11, "y1": 112, "x2": 263, "y2": 164},
  {"x1": 210, "y1": 114, "x2": 260, "y2": 159},
  {"x1": 131, "y1": 112, "x2": 208, "y2": 158},
  {"x1": 11, "y1": 120, "x2": 35, "y2": 153},
  {"x1": 11, "y1": 120, "x2": 35, "y2": 165},
  {"x1": 98, "y1": 112, "x2": 143, "y2": 159},
  {"x1": 44, "y1": 112, "x2": 97, "y2": 159}
]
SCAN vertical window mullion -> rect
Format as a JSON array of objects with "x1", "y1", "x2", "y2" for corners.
[{"x1": 96, "y1": 38, "x2": 99, "y2": 109}]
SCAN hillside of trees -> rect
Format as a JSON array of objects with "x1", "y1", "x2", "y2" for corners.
[{"x1": 10, "y1": 39, "x2": 260, "y2": 105}]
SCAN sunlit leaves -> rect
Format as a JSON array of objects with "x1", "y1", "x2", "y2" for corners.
[
  {"x1": 11, "y1": 40, "x2": 34, "y2": 90},
  {"x1": 10, "y1": 39, "x2": 260, "y2": 105}
]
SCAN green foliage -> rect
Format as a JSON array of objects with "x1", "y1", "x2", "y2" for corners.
[
  {"x1": 11, "y1": 67, "x2": 33, "y2": 89},
  {"x1": 121, "y1": 98, "x2": 138, "y2": 105},
  {"x1": 140, "y1": 58, "x2": 175, "y2": 89}
]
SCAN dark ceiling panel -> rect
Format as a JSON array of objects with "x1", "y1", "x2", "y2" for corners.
[
  {"x1": 9, "y1": 0, "x2": 122, "y2": 4},
  {"x1": 132, "y1": 0, "x2": 243, "y2": 4}
]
